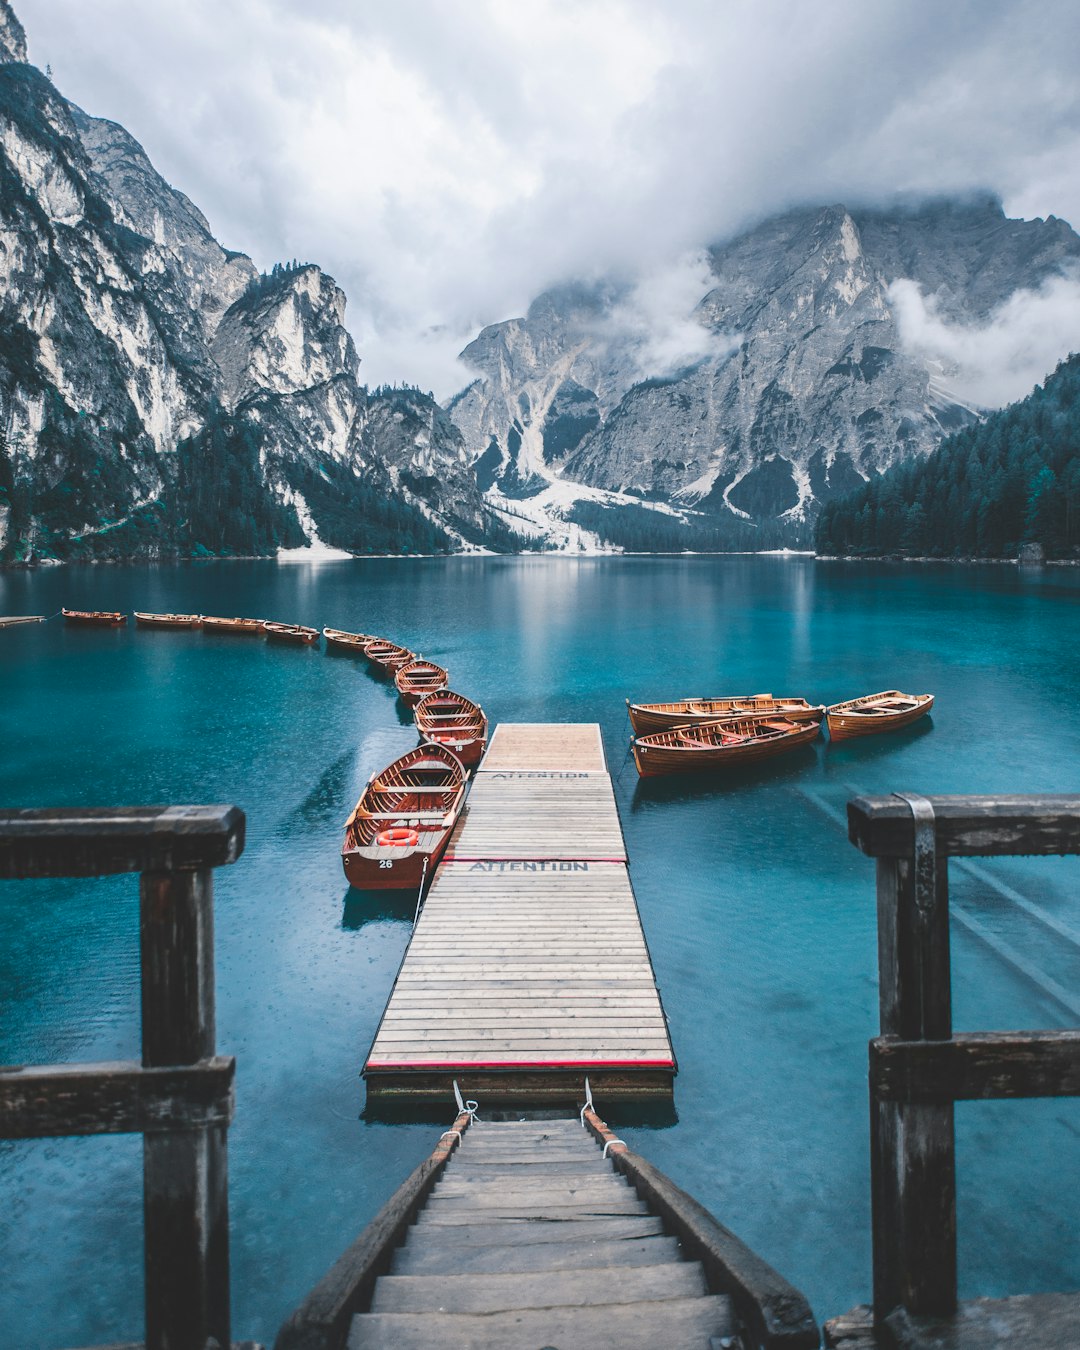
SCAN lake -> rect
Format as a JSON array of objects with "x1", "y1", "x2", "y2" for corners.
[{"x1": 2, "y1": 555, "x2": 1079, "y2": 1347}]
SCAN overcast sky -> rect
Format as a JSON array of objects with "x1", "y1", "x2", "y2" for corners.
[{"x1": 16, "y1": 0, "x2": 1080, "y2": 397}]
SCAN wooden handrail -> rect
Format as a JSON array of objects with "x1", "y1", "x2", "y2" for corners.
[
  {"x1": 848, "y1": 792, "x2": 1080, "y2": 1328},
  {"x1": 0, "y1": 805, "x2": 245, "y2": 1350},
  {"x1": 582, "y1": 1107, "x2": 819, "y2": 1350},
  {"x1": 0, "y1": 804, "x2": 245, "y2": 877},
  {"x1": 848, "y1": 793, "x2": 1080, "y2": 858},
  {"x1": 274, "y1": 1111, "x2": 473, "y2": 1350}
]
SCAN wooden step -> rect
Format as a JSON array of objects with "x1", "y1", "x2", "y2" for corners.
[
  {"x1": 444, "y1": 1159, "x2": 612, "y2": 1177},
  {"x1": 348, "y1": 1294, "x2": 735, "y2": 1349},
  {"x1": 421, "y1": 1197, "x2": 649, "y2": 1221},
  {"x1": 434, "y1": 1177, "x2": 631, "y2": 1199},
  {"x1": 406, "y1": 1215, "x2": 667, "y2": 1246},
  {"x1": 391, "y1": 1233, "x2": 684, "y2": 1277},
  {"x1": 416, "y1": 1198, "x2": 650, "y2": 1225},
  {"x1": 370, "y1": 1261, "x2": 708, "y2": 1313}
]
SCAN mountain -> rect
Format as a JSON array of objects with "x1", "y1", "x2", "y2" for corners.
[
  {"x1": 815, "y1": 353, "x2": 1080, "y2": 560},
  {"x1": 0, "y1": 2, "x2": 498, "y2": 563},
  {"x1": 450, "y1": 201, "x2": 1080, "y2": 547}
]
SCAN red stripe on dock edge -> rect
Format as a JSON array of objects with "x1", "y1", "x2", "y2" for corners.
[
  {"x1": 441, "y1": 856, "x2": 627, "y2": 863},
  {"x1": 365, "y1": 1058, "x2": 676, "y2": 1071}
]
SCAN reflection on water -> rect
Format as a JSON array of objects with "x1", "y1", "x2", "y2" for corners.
[{"x1": 1, "y1": 556, "x2": 1079, "y2": 1346}]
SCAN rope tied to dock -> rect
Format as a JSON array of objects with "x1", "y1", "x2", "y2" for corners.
[
  {"x1": 580, "y1": 1074, "x2": 593, "y2": 1126},
  {"x1": 452, "y1": 1078, "x2": 480, "y2": 1123},
  {"x1": 602, "y1": 1137, "x2": 627, "y2": 1158}
]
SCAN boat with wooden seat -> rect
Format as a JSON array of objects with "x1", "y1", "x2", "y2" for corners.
[
  {"x1": 364, "y1": 636, "x2": 414, "y2": 676},
  {"x1": 342, "y1": 743, "x2": 467, "y2": 889},
  {"x1": 202, "y1": 615, "x2": 263, "y2": 635},
  {"x1": 826, "y1": 690, "x2": 934, "y2": 741},
  {"x1": 627, "y1": 693, "x2": 825, "y2": 735},
  {"x1": 323, "y1": 627, "x2": 373, "y2": 655},
  {"x1": 134, "y1": 612, "x2": 202, "y2": 629},
  {"x1": 632, "y1": 715, "x2": 820, "y2": 777},
  {"x1": 62, "y1": 607, "x2": 126, "y2": 626},
  {"x1": 394, "y1": 657, "x2": 449, "y2": 707},
  {"x1": 413, "y1": 689, "x2": 488, "y2": 768},
  {"x1": 263, "y1": 621, "x2": 320, "y2": 645}
]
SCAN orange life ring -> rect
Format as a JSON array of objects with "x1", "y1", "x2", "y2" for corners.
[{"x1": 376, "y1": 827, "x2": 420, "y2": 848}]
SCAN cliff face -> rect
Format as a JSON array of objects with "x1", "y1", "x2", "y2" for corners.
[
  {"x1": 450, "y1": 200, "x2": 1080, "y2": 541},
  {"x1": 0, "y1": 7, "x2": 489, "y2": 562}
]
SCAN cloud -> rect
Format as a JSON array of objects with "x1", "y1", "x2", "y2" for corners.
[
  {"x1": 14, "y1": 0, "x2": 1080, "y2": 396},
  {"x1": 590, "y1": 251, "x2": 739, "y2": 381},
  {"x1": 889, "y1": 274, "x2": 1080, "y2": 408}
]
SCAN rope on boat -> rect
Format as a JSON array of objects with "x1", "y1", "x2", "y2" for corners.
[
  {"x1": 580, "y1": 1075, "x2": 593, "y2": 1126},
  {"x1": 453, "y1": 1079, "x2": 480, "y2": 1123}
]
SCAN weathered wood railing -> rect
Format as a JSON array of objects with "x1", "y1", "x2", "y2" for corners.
[
  {"x1": 848, "y1": 793, "x2": 1080, "y2": 1327},
  {"x1": 0, "y1": 805, "x2": 245, "y2": 1350}
]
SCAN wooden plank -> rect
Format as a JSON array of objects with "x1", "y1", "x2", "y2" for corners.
[
  {"x1": 870, "y1": 1031, "x2": 1080, "y2": 1101},
  {"x1": 848, "y1": 793, "x2": 1080, "y2": 859},
  {"x1": 479, "y1": 723, "x2": 607, "y2": 772},
  {"x1": 0, "y1": 1059, "x2": 234, "y2": 1138},
  {"x1": 0, "y1": 805, "x2": 245, "y2": 879}
]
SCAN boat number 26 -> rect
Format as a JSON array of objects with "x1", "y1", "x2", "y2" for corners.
[{"x1": 379, "y1": 859, "x2": 394, "y2": 869}]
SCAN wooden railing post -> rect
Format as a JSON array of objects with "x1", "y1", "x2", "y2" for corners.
[
  {"x1": 141, "y1": 867, "x2": 230, "y2": 1350},
  {"x1": 870, "y1": 797, "x2": 956, "y2": 1323}
]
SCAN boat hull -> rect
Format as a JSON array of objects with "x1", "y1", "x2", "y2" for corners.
[
  {"x1": 202, "y1": 616, "x2": 263, "y2": 635},
  {"x1": 632, "y1": 718, "x2": 820, "y2": 778},
  {"x1": 62, "y1": 609, "x2": 126, "y2": 626},
  {"x1": 342, "y1": 832, "x2": 454, "y2": 890},
  {"x1": 419, "y1": 732, "x2": 486, "y2": 768},
  {"x1": 264, "y1": 623, "x2": 319, "y2": 645},
  {"x1": 826, "y1": 694, "x2": 934, "y2": 741},
  {"x1": 135, "y1": 613, "x2": 202, "y2": 629},
  {"x1": 628, "y1": 696, "x2": 824, "y2": 735}
]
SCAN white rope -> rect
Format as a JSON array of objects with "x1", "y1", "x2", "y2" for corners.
[
  {"x1": 439, "y1": 1129, "x2": 462, "y2": 1145},
  {"x1": 579, "y1": 1074, "x2": 593, "y2": 1126},
  {"x1": 452, "y1": 1079, "x2": 480, "y2": 1122},
  {"x1": 602, "y1": 1138, "x2": 627, "y2": 1158},
  {"x1": 412, "y1": 856, "x2": 430, "y2": 929}
]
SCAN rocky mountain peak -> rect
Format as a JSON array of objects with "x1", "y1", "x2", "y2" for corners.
[{"x1": 0, "y1": 1, "x2": 27, "y2": 64}]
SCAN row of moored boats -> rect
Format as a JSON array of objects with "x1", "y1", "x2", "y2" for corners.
[
  {"x1": 329, "y1": 629, "x2": 486, "y2": 893},
  {"x1": 626, "y1": 691, "x2": 933, "y2": 777}
]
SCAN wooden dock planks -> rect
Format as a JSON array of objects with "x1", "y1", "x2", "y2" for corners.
[{"x1": 364, "y1": 724, "x2": 675, "y2": 1102}]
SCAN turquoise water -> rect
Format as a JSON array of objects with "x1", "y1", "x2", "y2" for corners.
[{"x1": 1, "y1": 556, "x2": 1079, "y2": 1346}]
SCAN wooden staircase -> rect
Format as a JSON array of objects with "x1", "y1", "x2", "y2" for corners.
[{"x1": 347, "y1": 1116, "x2": 736, "y2": 1349}]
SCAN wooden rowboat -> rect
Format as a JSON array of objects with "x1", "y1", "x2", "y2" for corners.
[
  {"x1": 342, "y1": 743, "x2": 466, "y2": 890},
  {"x1": 263, "y1": 621, "x2": 320, "y2": 645},
  {"x1": 202, "y1": 616, "x2": 263, "y2": 635},
  {"x1": 364, "y1": 637, "x2": 414, "y2": 676},
  {"x1": 627, "y1": 694, "x2": 824, "y2": 735},
  {"x1": 632, "y1": 715, "x2": 820, "y2": 778},
  {"x1": 394, "y1": 657, "x2": 449, "y2": 707},
  {"x1": 826, "y1": 691, "x2": 934, "y2": 741},
  {"x1": 134, "y1": 612, "x2": 202, "y2": 629},
  {"x1": 62, "y1": 608, "x2": 126, "y2": 626},
  {"x1": 414, "y1": 689, "x2": 488, "y2": 768},
  {"x1": 324, "y1": 627, "x2": 373, "y2": 654}
]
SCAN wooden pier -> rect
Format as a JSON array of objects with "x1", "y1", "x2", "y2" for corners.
[{"x1": 363, "y1": 724, "x2": 676, "y2": 1103}]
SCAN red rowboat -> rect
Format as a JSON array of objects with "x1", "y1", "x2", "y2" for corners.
[
  {"x1": 62, "y1": 608, "x2": 126, "y2": 626},
  {"x1": 135, "y1": 612, "x2": 202, "y2": 629},
  {"x1": 263, "y1": 621, "x2": 319, "y2": 645},
  {"x1": 394, "y1": 657, "x2": 449, "y2": 708},
  {"x1": 202, "y1": 616, "x2": 263, "y2": 635},
  {"x1": 627, "y1": 693, "x2": 825, "y2": 735},
  {"x1": 632, "y1": 715, "x2": 820, "y2": 777},
  {"x1": 413, "y1": 689, "x2": 488, "y2": 768},
  {"x1": 826, "y1": 691, "x2": 934, "y2": 741},
  {"x1": 342, "y1": 743, "x2": 466, "y2": 889},
  {"x1": 324, "y1": 627, "x2": 373, "y2": 654},
  {"x1": 364, "y1": 637, "x2": 414, "y2": 676}
]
